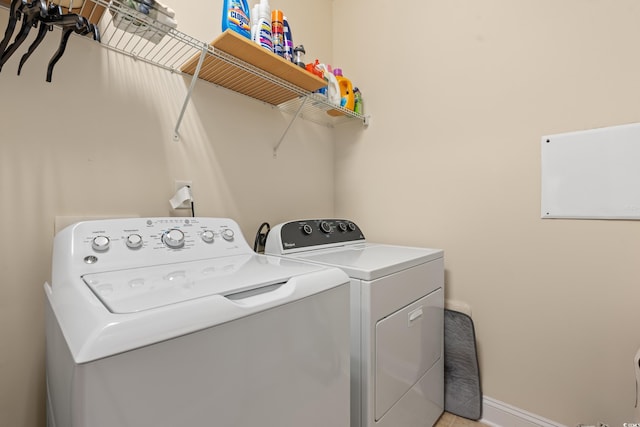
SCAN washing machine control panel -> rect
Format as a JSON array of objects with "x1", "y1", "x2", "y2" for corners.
[
  {"x1": 60, "y1": 217, "x2": 251, "y2": 273},
  {"x1": 273, "y1": 219, "x2": 365, "y2": 252}
]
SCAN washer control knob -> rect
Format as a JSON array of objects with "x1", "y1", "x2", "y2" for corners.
[
  {"x1": 92, "y1": 235, "x2": 110, "y2": 252},
  {"x1": 201, "y1": 230, "x2": 215, "y2": 243},
  {"x1": 347, "y1": 222, "x2": 356, "y2": 231},
  {"x1": 221, "y1": 229, "x2": 235, "y2": 242},
  {"x1": 125, "y1": 234, "x2": 143, "y2": 249},
  {"x1": 320, "y1": 221, "x2": 332, "y2": 233},
  {"x1": 338, "y1": 222, "x2": 348, "y2": 232},
  {"x1": 302, "y1": 224, "x2": 313, "y2": 235},
  {"x1": 163, "y1": 229, "x2": 185, "y2": 249}
]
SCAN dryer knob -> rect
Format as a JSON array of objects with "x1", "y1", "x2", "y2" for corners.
[
  {"x1": 302, "y1": 224, "x2": 313, "y2": 235},
  {"x1": 222, "y1": 229, "x2": 235, "y2": 241},
  {"x1": 92, "y1": 235, "x2": 110, "y2": 252},
  {"x1": 338, "y1": 222, "x2": 348, "y2": 232},
  {"x1": 320, "y1": 221, "x2": 332, "y2": 233},
  {"x1": 125, "y1": 234, "x2": 143, "y2": 249},
  {"x1": 163, "y1": 229, "x2": 185, "y2": 249},
  {"x1": 347, "y1": 222, "x2": 357, "y2": 231},
  {"x1": 201, "y1": 230, "x2": 215, "y2": 243}
]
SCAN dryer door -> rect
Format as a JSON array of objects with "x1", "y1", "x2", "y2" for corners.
[{"x1": 374, "y1": 288, "x2": 443, "y2": 421}]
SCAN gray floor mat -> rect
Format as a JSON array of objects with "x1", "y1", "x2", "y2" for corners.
[{"x1": 444, "y1": 309, "x2": 482, "y2": 420}]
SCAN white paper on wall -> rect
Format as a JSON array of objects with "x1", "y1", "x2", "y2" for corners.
[{"x1": 541, "y1": 123, "x2": 640, "y2": 220}]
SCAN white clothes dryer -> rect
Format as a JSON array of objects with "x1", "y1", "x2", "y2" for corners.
[
  {"x1": 265, "y1": 219, "x2": 444, "y2": 427},
  {"x1": 45, "y1": 217, "x2": 351, "y2": 427}
]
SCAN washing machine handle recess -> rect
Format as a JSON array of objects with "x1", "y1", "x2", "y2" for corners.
[{"x1": 224, "y1": 280, "x2": 292, "y2": 307}]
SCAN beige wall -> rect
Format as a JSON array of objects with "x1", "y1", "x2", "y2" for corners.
[
  {"x1": 0, "y1": 1, "x2": 333, "y2": 426},
  {"x1": 333, "y1": 1, "x2": 640, "y2": 426},
  {"x1": 4, "y1": 1, "x2": 640, "y2": 426}
]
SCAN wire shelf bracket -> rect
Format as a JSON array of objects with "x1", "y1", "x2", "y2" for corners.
[
  {"x1": 273, "y1": 96, "x2": 308, "y2": 158},
  {"x1": 173, "y1": 45, "x2": 207, "y2": 141}
]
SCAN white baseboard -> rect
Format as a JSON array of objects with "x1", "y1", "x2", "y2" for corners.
[{"x1": 480, "y1": 396, "x2": 567, "y2": 427}]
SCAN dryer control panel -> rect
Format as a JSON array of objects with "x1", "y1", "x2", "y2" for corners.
[{"x1": 266, "y1": 219, "x2": 365, "y2": 254}]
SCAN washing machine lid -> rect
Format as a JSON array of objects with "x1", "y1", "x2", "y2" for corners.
[
  {"x1": 47, "y1": 254, "x2": 350, "y2": 363},
  {"x1": 290, "y1": 243, "x2": 443, "y2": 281},
  {"x1": 83, "y1": 254, "x2": 328, "y2": 313}
]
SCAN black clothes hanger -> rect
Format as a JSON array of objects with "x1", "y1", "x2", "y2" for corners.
[
  {"x1": 0, "y1": 0, "x2": 101, "y2": 81},
  {"x1": 18, "y1": 2, "x2": 61, "y2": 75},
  {"x1": 0, "y1": 0, "x2": 26, "y2": 56},
  {"x1": 0, "y1": 0, "x2": 43, "y2": 72},
  {"x1": 46, "y1": 14, "x2": 99, "y2": 82}
]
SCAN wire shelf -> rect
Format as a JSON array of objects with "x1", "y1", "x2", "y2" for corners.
[
  {"x1": 81, "y1": 0, "x2": 205, "y2": 72},
  {"x1": 0, "y1": 0, "x2": 368, "y2": 142}
]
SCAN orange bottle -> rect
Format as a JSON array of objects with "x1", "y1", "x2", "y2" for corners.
[
  {"x1": 333, "y1": 68, "x2": 355, "y2": 111},
  {"x1": 305, "y1": 59, "x2": 323, "y2": 79},
  {"x1": 271, "y1": 9, "x2": 285, "y2": 57}
]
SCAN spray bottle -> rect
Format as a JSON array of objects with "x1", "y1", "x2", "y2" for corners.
[
  {"x1": 282, "y1": 16, "x2": 293, "y2": 62},
  {"x1": 271, "y1": 9, "x2": 284, "y2": 57}
]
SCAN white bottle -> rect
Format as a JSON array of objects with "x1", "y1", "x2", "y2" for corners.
[
  {"x1": 251, "y1": 4, "x2": 259, "y2": 42},
  {"x1": 316, "y1": 63, "x2": 340, "y2": 107},
  {"x1": 254, "y1": 0, "x2": 272, "y2": 51}
]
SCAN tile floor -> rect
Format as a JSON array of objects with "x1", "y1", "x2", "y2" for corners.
[{"x1": 435, "y1": 411, "x2": 490, "y2": 427}]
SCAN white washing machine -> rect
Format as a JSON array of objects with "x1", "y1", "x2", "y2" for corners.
[
  {"x1": 45, "y1": 217, "x2": 351, "y2": 427},
  {"x1": 265, "y1": 219, "x2": 444, "y2": 427}
]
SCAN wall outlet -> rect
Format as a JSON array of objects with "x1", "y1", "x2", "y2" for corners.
[{"x1": 173, "y1": 180, "x2": 193, "y2": 209}]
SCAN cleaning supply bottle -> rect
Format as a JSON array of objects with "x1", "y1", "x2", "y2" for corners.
[
  {"x1": 293, "y1": 45, "x2": 305, "y2": 68},
  {"x1": 353, "y1": 87, "x2": 363, "y2": 115},
  {"x1": 271, "y1": 9, "x2": 284, "y2": 57},
  {"x1": 250, "y1": 3, "x2": 259, "y2": 41},
  {"x1": 305, "y1": 59, "x2": 323, "y2": 79},
  {"x1": 282, "y1": 16, "x2": 293, "y2": 62},
  {"x1": 253, "y1": 0, "x2": 272, "y2": 51},
  {"x1": 222, "y1": 0, "x2": 251, "y2": 39},
  {"x1": 333, "y1": 68, "x2": 355, "y2": 111},
  {"x1": 316, "y1": 63, "x2": 340, "y2": 107}
]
